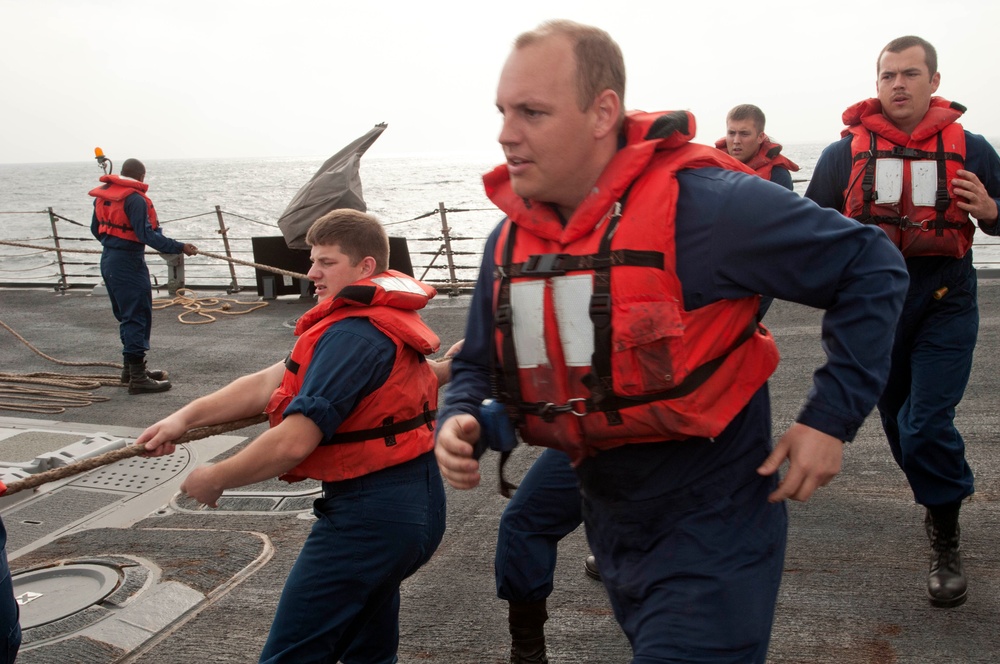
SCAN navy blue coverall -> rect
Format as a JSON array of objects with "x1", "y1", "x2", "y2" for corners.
[
  {"x1": 90, "y1": 191, "x2": 185, "y2": 362},
  {"x1": 440, "y1": 168, "x2": 908, "y2": 663},
  {"x1": 806, "y1": 132, "x2": 1000, "y2": 508}
]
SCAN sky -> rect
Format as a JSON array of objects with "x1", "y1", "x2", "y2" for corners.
[{"x1": 2, "y1": 0, "x2": 999, "y2": 165}]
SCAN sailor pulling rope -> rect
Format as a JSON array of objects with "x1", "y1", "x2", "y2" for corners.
[{"x1": 0, "y1": 413, "x2": 267, "y2": 497}]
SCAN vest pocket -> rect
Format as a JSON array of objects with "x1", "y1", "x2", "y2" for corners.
[{"x1": 612, "y1": 299, "x2": 686, "y2": 395}]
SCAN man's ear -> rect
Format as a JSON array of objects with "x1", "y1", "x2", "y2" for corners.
[
  {"x1": 360, "y1": 256, "x2": 378, "y2": 278},
  {"x1": 592, "y1": 89, "x2": 621, "y2": 140}
]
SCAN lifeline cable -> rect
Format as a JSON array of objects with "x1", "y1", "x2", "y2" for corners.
[{"x1": 0, "y1": 413, "x2": 268, "y2": 497}]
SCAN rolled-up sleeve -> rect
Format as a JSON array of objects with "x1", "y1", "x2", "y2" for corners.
[{"x1": 283, "y1": 318, "x2": 395, "y2": 441}]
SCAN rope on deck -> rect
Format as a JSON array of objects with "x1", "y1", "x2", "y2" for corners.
[
  {"x1": 153, "y1": 288, "x2": 270, "y2": 324},
  {"x1": 0, "y1": 319, "x2": 123, "y2": 413},
  {"x1": 0, "y1": 414, "x2": 268, "y2": 496}
]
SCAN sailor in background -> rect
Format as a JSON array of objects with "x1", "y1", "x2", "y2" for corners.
[
  {"x1": 89, "y1": 158, "x2": 197, "y2": 394},
  {"x1": 716, "y1": 103, "x2": 800, "y2": 191},
  {"x1": 806, "y1": 35, "x2": 1000, "y2": 609}
]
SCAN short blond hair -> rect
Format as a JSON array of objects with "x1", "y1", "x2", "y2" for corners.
[{"x1": 515, "y1": 20, "x2": 625, "y2": 121}]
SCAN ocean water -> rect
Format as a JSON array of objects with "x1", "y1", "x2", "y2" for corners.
[
  {"x1": 2, "y1": 143, "x2": 1000, "y2": 290},
  {"x1": 0, "y1": 153, "x2": 503, "y2": 288}
]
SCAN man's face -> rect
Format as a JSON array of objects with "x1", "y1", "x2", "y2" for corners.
[
  {"x1": 307, "y1": 243, "x2": 369, "y2": 302},
  {"x1": 495, "y1": 35, "x2": 603, "y2": 217},
  {"x1": 877, "y1": 45, "x2": 940, "y2": 135},
  {"x1": 725, "y1": 119, "x2": 764, "y2": 164}
]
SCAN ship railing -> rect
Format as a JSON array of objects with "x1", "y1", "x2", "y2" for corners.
[
  {"x1": 5, "y1": 206, "x2": 1000, "y2": 295},
  {"x1": 0, "y1": 203, "x2": 493, "y2": 297}
]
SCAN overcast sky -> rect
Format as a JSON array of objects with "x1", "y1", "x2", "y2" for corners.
[{"x1": 2, "y1": 0, "x2": 998, "y2": 165}]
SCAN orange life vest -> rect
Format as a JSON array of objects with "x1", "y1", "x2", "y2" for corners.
[
  {"x1": 484, "y1": 110, "x2": 781, "y2": 462},
  {"x1": 88, "y1": 174, "x2": 159, "y2": 243},
  {"x1": 841, "y1": 96, "x2": 971, "y2": 258},
  {"x1": 714, "y1": 135, "x2": 800, "y2": 181},
  {"x1": 267, "y1": 271, "x2": 441, "y2": 482}
]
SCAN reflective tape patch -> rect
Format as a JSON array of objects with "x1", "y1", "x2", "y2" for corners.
[
  {"x1": 553, "y1": 275, "x2": 594, "y2": 367},
  {"x1": 372, "y1": 274, "x2": 426, "y2": 294},
  {"x1": 510, "y1": 280, "x2": 547, "y2": 368},
  {"x1": 911, "y1": 160, "x2": 938, "y2": 207},
  {"x1": 875, "y1": 158, "x2": 903, "y2": 204}
]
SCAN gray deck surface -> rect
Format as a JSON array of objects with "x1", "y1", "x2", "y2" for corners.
[{"x1": 1, "y1": 283, "x2": 998, "y2": 663}]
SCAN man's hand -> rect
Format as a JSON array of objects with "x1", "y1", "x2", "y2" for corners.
[
  {"x1": 435, "y1": 414, "x2": 482, "y2": 489},
  {"x1": 136, "y1": 415, "x2": 188, "y2": 458},
  {"x1": 430, "y1": 339, "x2": 465, "y2": 386},
  {"x1": 180, "y1": 465, "x2": 223, "y2": 508},
  {"x1": 181, "y1": 243, "x2": 199, "y2": 256},
  {"x1": 757, "y1": 423, "x2": 843, "y2": 503},
  {"x1": 953, "y1": 170, "x2": 999, "y2": 222}
]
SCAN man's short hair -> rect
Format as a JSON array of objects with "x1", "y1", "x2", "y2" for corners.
[
  {"x1": 878, "y1": 35, "x2": 938, "y2": 77},
  {"x1": 120, "y1": 158, "x2": 146, "y2": 181},
  {"x1": 515, "y1": 20, "x2": 626, "y2": 121},
  {"x1": 727, "y1": 104, "x2": 766, "y2": 133},
  {"x1": 306, "y1": 209, "x2": 389, "y2": 273}
]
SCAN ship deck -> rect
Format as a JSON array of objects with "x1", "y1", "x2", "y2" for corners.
[{"x1": 1, "y1": 284, "x2": 998, "y2": 663}]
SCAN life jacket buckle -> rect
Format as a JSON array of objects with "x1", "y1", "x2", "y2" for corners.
[
  {"x1": 589, "y1": 293, "x2": 612, "y2": 328},
  {"x1": 521, "y1": 253, "x2": 568, "y2": 277},
  {"x1": 891, "y1": 146, "x2": 921, "y2": 159}
]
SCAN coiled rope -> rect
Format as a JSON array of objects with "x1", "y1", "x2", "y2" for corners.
[
  {"x1": 0, "y1": 319, "x2": 121, "y2": 414},
  {"x1": 153, "y1": 288, "x2": 270, "y2": 324},
  {"x1": 0, "y1": 413, "x2": 268, "y2": 497}
]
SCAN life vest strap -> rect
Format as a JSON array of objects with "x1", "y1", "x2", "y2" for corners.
[
  {"x1": 322, "y1": 401, "x2": 436, "y2": 445},
  {"x1": 508, "y1": 249, "x2": 663, "y2": 278}
]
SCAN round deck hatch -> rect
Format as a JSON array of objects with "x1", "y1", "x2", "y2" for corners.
[{"x1": 12, "y1": 563, "x2": 120, "y2": 629}]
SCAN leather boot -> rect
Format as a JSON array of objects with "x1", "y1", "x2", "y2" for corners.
[
  {"x1": 122, "y1": 353, "x2": 170, "y2": 385},
  {"x1": 120, "y1": 365, "x2": 169, "y2": 383},
  {"x1": 509, "y1": 599, "x2": 548, "y2": 664},
  {"x1": 127, "y1": 361, "x2": 172, "y2": 395},
  {"x1": 584, "y1": 554, "x2": 602, "y2": 581},
  {"x1": 925, "y1": 506, "x2": 967, "y2": 608}
]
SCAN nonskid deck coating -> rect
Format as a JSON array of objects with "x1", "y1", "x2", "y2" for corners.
[{"x1": 1, "y1": 285, "x2": 999, "y2": 662}]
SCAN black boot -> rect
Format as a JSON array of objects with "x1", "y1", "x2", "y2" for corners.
[
  {"x1": 127, "y1": 360, "x2": 172, "y2": 395},
  {"x1": 584, "y1": 554, "x2": 602, "y2": 581},
  {"x1": 509, "y1": 599, "x2": 548, "y2": 664},
  {"x1": 925, "y1": 505, "x2": 967, "y2": 608},
  {"x1": 120, "y1": 365, "x2": 169, "y2": 383},
  {"x1": 121, "y1": 355, "x2": 168, "y2": 383}
]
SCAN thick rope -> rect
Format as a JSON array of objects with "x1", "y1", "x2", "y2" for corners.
[
  {"x1": 153, "y1": 288, "x2": 270, "y2": 324},
  {"x1": 0, "y1": 240, "x2": 308, "y2": 280},
  {"x1": 0, "y1": 384, "x2": 111, "y2": 414},
  {"x1": 0, "y1": 413, "x2": 268, "y2": 496},
  {"x1": 0, "y1": 319, "x2": 121, "y2": 369},
  {"x1": 194, "y1": 248, "x2": 307, "y2": 280},
  {"x1": 0, "y1": 319, "x2": 122, "y2": 413},
  {"x1": 0, "y1": 239, "x2": 103, "y2": 254}
]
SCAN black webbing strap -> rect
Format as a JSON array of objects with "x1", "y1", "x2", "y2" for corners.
[
  {"x1": 494, "y1": 223, "x2": 525, "y2": 421},
  {"x1": 498, "y1": 451, "x2": 517, "y2": 498},
  {"x1": 493, "y1": 222, "x2": 523, "y2": 498},
  {"x1": 858, "y1": 132, "x2": 879, "y2": 218},
  {"x1": 507, "y1": 249, "x2": 662, "y2": 278},
  {"x1": 583, "y1": 191, "x2": 643, "y2": 426},
  {"x1": 284, "y1": 353, "x2": 300, "y2": 376},
  {"x1": 322, "y1": 401, "x2": 436, "y2": 446}
]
